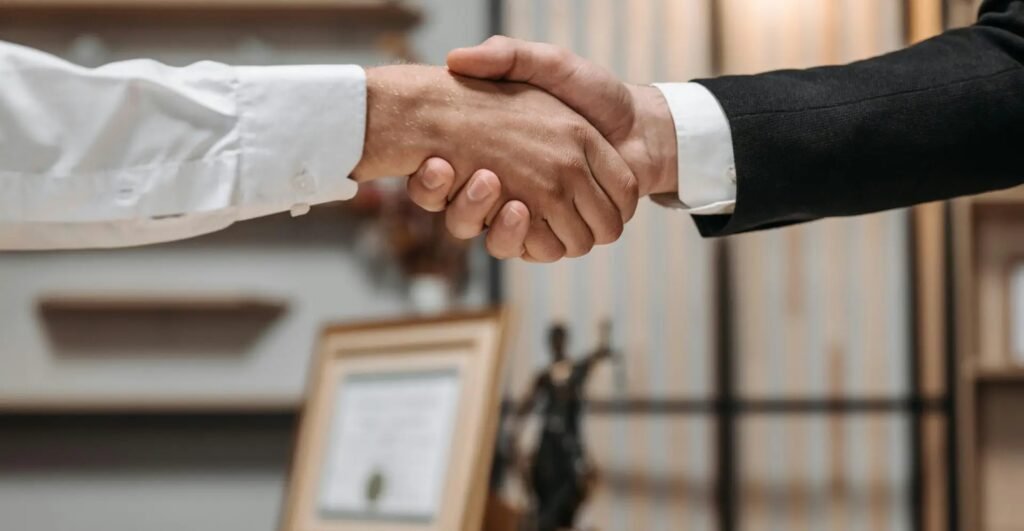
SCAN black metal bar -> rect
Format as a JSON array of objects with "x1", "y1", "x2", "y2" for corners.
[
  {"x1": 714, "y1": 239, "x2": 738, "y2": 531},
  {"x1": 943, "y1": 202, "x2": 960, "y2": 531},
  {"x1": 736, "y1": 397, "x2": 945, "y2": 414},
  {"x1": 907, "y1": 208, "x2": 925, "y2": 531},
  {"x1": 486, "y1": 0, "x2": 504, "y2": 306},
  {"x1": 488, "y1": 0, "x2": 503, "y2": 38},
  {"x1": 709, "y1": 0, "x2": 724, "y2": 76},
  {"x1": 506, "y1": 396, "x2": 945, "y2": 416},
  {"x1": 706, "y1": 0, "x2": 734, "y2": 527}
]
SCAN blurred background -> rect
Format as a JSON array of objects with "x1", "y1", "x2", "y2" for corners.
[{"x1": 1, "y1": 1, "x2": 1020, "y2": 531}]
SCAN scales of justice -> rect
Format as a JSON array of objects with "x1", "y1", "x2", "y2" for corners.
[{"x1": 498, "y1": 319, "x2": 623, "y2": 531}]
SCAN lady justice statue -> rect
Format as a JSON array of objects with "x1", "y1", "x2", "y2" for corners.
[{"x1": 509, "y1": 321, "x2": 615, "y2": 531}]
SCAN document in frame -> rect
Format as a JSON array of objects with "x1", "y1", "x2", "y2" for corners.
[{"x1": 318, "y1": 369, "x2": 462, "y2": 522}]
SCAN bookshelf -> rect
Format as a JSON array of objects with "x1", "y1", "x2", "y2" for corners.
[{"x1": 952, "y1": 185, "x2": 1024, "y2": 531}]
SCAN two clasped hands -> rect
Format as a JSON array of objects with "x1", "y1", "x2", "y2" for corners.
[{"x1": 352, "y1": 36, "x2": 679, "y2": 263}]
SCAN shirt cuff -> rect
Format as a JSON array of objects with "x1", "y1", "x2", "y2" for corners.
[
  {"x1": 651, "y1": 82, "x2": 737, "y2": 215},
  {"x1": 234, "y1": 65, "x2": 365, "y2": 220}
]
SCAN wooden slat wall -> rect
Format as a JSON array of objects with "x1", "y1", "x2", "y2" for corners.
[
  {"x1": 502, "y1": 1, "x2": 915, "y2": 530},
  {"x1": 502, "y1": 1, "x2": 715, "y2": 530},
  {"x1": 908, "y1": 2, "x2": 949, "y2": 531},
  {"x1": 720, "y1": 1, "x2": 912, "y2": 530}
]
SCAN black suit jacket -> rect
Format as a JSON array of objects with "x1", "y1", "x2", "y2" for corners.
[{"x1": 692, "y1": 0, "x2": 1024, "y2": 237}]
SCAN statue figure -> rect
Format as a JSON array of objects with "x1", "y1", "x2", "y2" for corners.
[{"x1": 510, "y1": 321, "x2": 614, "y2": 531}]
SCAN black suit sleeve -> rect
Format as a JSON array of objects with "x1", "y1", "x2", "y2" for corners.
[{"x1": 691, "y1": 0, "x2": 1024, "y2": 237}]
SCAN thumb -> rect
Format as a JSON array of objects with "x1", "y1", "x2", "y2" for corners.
[
  {"x1": 446, "y1": 35, "x2": 518, "y2": 79},
  {"x1": 447, "y1": 36, "x2": 634, "y2": 140}
]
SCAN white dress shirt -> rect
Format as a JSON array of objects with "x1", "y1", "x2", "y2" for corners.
[
  {"x1": 654, "y1": 83, "x2": 738, "y2": 215},
  {"x1": 0, "y1": 40, "x2": 365, "y2": 250}
]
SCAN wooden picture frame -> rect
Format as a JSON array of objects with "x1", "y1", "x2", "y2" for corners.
[{"x1": 283, "y1": 310, "x2": 507, "y2": 531}]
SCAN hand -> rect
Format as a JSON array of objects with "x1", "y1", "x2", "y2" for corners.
[
  {"x1": 439, "y1": 36, "x2": 680, "y2": 256},
  {"x1": 353, "y1": 65, "x2": 638, "y2": 262},
  {"x1": 406, "y1": 158, "x2": 534, "y2": 259}
]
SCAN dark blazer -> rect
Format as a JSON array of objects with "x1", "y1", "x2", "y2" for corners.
[{"x1": 693, "y1": 0, "x2": 1024, "y2": 237}]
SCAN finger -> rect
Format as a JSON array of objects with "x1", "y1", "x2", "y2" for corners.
[
  {"x1": 584, "y1": 133, "x2": 640, "y2": 223},
  {"x1": 573, "y1": 183, "x2": 623, "y2": 246},
  {"x1": 545, "y1": 196, "x2": 595, "y2": 259},
  {"x1": 447, "y1": 36, "x2": 633, "y2": 136},
  {"x1": 407, "y1": 157, "x2": 456, "y2": 212},
  {"x1": 485, "y1": 201, "x2": 530, "y2": 259},
  {"x1": 445, "y1": 169, "x2": 502, "y2": 240},
  {"x1": 522, "y1": 219, "x2": 565, "y2": 263}
]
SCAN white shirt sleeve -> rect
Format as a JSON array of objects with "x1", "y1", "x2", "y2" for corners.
[
  {"x1": 0, "y1": 40, "x2": 365, "y2": 250},
  {"x1": 651, "y1": 82, "x2": 737, "y2": 215}
]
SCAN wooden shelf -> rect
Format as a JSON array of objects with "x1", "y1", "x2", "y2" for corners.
[
  {"x1": 974, "y1": 366, "x2": 1024, "y2": 384},
  {"x1": 0, "y1": 0, "x2": 422, "y2": 25},
  {"x1": 0, "y1": 0, "x2": 414, "y2": 10},
  {"x1": 38, "y1": 293, "x2": 288, "y2": 314},
  {"x1": 0, "y1": 395, "x2": 299, "y2": 414}
]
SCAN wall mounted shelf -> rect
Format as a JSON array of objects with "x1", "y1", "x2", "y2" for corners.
[
  {"x1": 38, "y1": 293, "x2": 289, "y2": 315},
  {"x1": 0, "y1": 0, "x2": 422, "y2": 25}
]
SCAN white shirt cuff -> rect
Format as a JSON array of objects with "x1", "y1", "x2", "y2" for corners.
[
  {"x1": 653, "y1": 82, "x2": 737, "y2": 215},
  {"x1": 235, "y1": 65, "x2": 365, "y2": 221}
]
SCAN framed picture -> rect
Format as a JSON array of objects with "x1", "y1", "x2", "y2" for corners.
[
  {"x1": 1010, "y1": 261, "x2": 1024, "y2": 364},
  {"x1": 283, "y1": 310, "x2": 507, "y2": 531}
]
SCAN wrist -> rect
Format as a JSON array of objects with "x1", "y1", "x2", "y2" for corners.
[
  {"x1": 352, "y1": 66, "x2": 437, "y2": 182},
  {"x1": 624, "y1": 84, "x2": 678, "y2": 196}
]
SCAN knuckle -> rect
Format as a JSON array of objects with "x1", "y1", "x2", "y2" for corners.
[
  {"x1": 566, "y1": 120, "x2": 592, "y2": 142},
  {"x1": 526, "y1": 242, "x2": 561, "y2": 263},
  {"x1": 488, "y1": 240, "x2": 520, "y2": 260},
  {"x1": 549, "y1": 45, "x2": 574, "y2": 64},
  {"x1": 567, "y1": 235, "x2": 595, "y2": 259},
  {"x1": 542, "y1": 177, "x2": 570, "y2": 203},
  {"x1": 620, "y1": 174, "x2": 640, "y2": 216},
  {"x1": 560, "y1": 153, "x2": 588, "y2": 177},
  {"x1": 596, "y1": 218, "x2": 624, "y2": 245}
]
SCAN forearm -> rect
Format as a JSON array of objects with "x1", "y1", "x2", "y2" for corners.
[{"x1": 691, "y1": 0, "x2": 1024, "y2": 236}]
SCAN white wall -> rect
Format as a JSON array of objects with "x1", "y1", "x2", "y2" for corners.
[{"x1": 0, "y1": 2, "x2": 492, "y2": 530}]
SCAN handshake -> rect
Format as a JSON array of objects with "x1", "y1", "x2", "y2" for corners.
[{"x1": 351, "y1": 37, "x2": 680, "y2": 263}]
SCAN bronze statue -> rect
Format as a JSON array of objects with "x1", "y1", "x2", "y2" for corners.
[{"x1": 510, "y1": 321, "x2": 614, "y2": 531}]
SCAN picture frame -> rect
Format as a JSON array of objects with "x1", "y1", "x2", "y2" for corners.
[{"x1": 282, "y1": 309, "x2": 507, "y2": 531}]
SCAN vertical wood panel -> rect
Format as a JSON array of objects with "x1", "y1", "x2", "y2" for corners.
[
  {"x1": 625, "y1": 0, "x2": 653, "y2": 524},
  {"x1": 718, "y1": 1, "x2": 912, "y2": 530},
  {"x1": 907, "y1": 3, "x2": 949, "y2": 531},
  {"x1": 740, "y1": 415, "x2": 909, "y2": 531},
  {"x1": 722, "y1": 0, "x2": 911, "y2": 399},
  {"x1": 922, "y1": 413, "x2": 949, "y2": 531},
  {"x1": 501, "y1": 1, "x2": 914, "y2": 529},
  {"x1": 501, "y1": 0, "x2": 535, "y2": 402},
  {"x1": 502, "y1": 1, "x2": 716, "y2": 529}
]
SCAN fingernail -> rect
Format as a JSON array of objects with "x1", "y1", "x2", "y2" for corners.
[
  {"x1": 504, "y1": 207, "x2": 524, "y2": 227},
  {"x1": 467, "y1": 177, "x2": 493, "y2": 201},
  {"x1": 422, "y1": 171, "x2": 445, "y2": 190}
]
